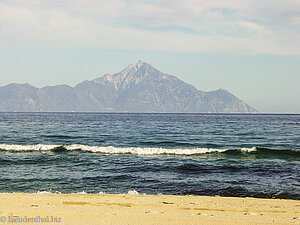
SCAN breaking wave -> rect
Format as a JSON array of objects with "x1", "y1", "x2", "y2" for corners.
[
  {"x1": 0, "y1": 144, "x2": 299, "y2": 159},
  {"x1": 0, "y1": 144, "x2": 249, "y2": 154}
]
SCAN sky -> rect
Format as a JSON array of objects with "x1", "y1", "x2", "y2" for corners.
[{"x1": 0, "y1": 0, "x2": 299, "y2": 113}]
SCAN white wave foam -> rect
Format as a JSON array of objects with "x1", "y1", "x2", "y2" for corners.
[
  {"x1": 32, "y1": 190, "x2": 146, "y2": 195},
  {"x1": 127, "y1": 190, "x2": 139, "y2": 195},
  {"x1": 0, "y1": 144, "x2": 258, "y2": 155},
  {"x1": 240, "y1": 147, "x2": 257, "y2": 152},
  {"x1": 0, "y1": 144, "x2": 60, "y2": 151},
  {"x1": 36, "y1": 190, "x2": 61, "y2": 194},
  {"x1": 65, "y1": 144, "x2": 229, "y2": 155}
]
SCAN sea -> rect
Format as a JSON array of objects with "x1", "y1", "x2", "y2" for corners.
[{"x1": 0, "y1": 113, "x2": 299, "y2": 199}]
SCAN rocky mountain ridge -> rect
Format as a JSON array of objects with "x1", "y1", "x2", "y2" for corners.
[{"x1": 0, "y1": 61, "x2": 257, "y2": 113}]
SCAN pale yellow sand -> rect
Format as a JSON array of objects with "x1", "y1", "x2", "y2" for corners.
[{"x1": 0, "y1": 193, "x2": 299, "y2": 225}]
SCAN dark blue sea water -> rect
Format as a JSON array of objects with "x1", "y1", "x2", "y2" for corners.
[{"x1": 0, "y1": 113, "x2": 299, "y2": 199}]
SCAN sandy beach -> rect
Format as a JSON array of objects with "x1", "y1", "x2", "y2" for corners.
[{"x1": 0, "y1": 193, "x2": 298, "y2": 225}]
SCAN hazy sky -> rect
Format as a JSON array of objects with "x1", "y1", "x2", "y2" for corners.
[{"x1": 0, "y1": 0, "x2": 299, "y2": 113}]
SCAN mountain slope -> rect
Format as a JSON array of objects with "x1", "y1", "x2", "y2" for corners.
[
  {"x1": 0, "y1": 83, "x2": 41, "y2": 111},
  {"x1": 0, "y1": 61, "x2": 257, "y2": 112}
]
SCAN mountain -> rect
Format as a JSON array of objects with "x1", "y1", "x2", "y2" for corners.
[{"x1": 0, "y1": 61, "x2": 257, "y2": 113}]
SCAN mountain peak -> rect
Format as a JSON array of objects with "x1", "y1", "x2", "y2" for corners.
[
  {"x1": 136, "y1": 59, "x2": 144, "y2": 66},
  {"x1": 0, "y1": 61, "x2": 258, "y2": 112},
  {"x1": 126, "y1": 60, "x2": 147, "y2": 71}
]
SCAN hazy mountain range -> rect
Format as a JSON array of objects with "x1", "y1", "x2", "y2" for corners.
[{"x1": 0, "y1": 61, "x2": 257, "y2": 113}]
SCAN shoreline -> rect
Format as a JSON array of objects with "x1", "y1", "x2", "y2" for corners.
[{"x1": 0, "y1": 193, "x2": 299, "y2": 225}]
